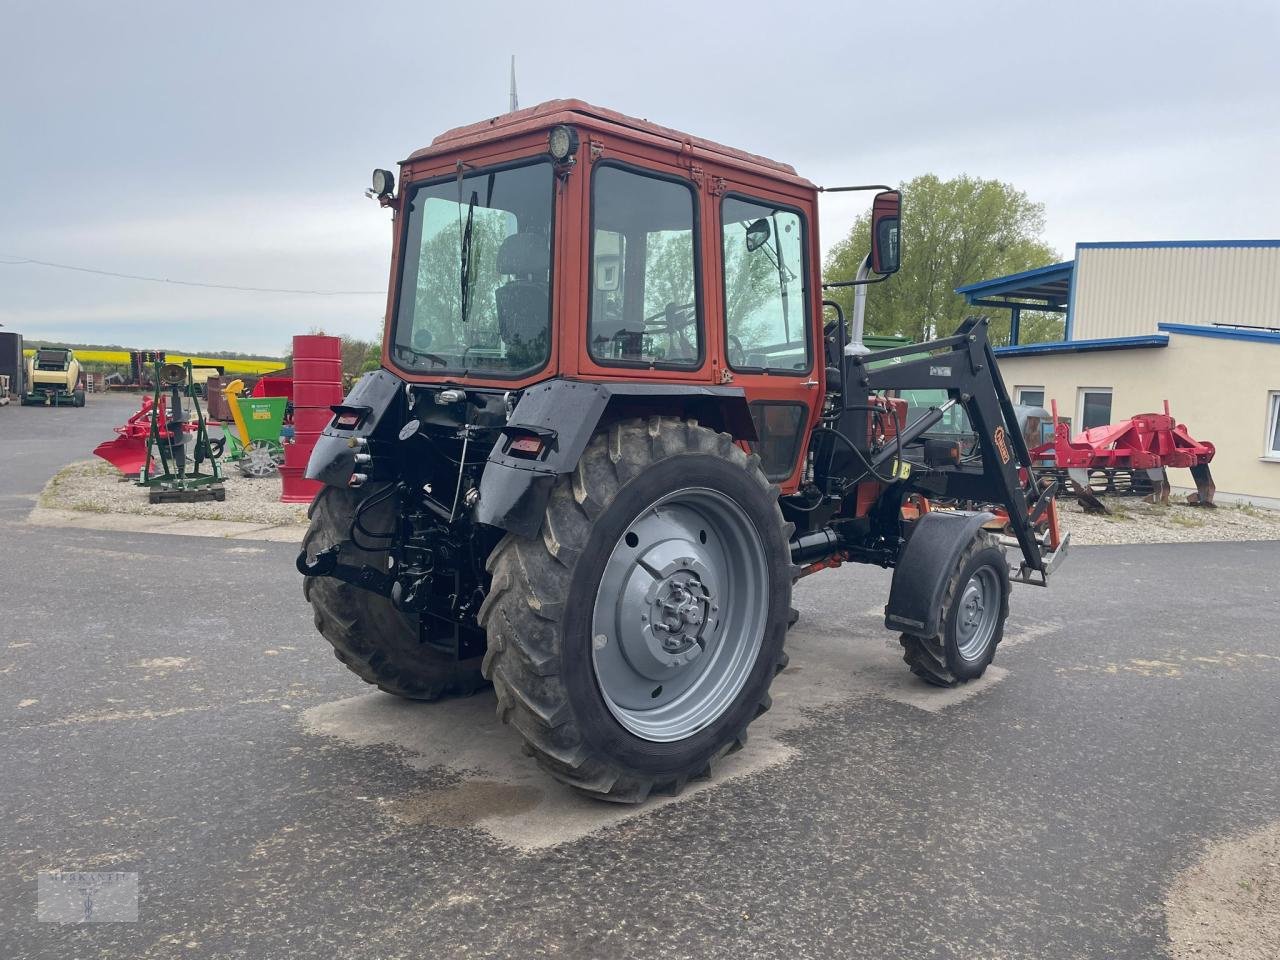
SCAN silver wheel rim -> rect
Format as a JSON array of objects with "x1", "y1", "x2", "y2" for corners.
[
  {"x1": 241, "y1": 440, "x2": 281, "y2": 478},
  {"x1": 955, "y1": 566, "x2": 1000, "y2": 662},
  {"x1": 591, "y1": 486, "x2": 769, "y2": 742}
]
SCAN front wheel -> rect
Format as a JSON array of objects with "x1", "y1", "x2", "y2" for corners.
[
  {"x1": 899, "y1": 531, "x2": 1009, "y2": 687},
  {"x1": 479, "y1": 417, "x2": 792, "y2": 802}
]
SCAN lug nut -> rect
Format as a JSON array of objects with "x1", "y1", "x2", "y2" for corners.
[
  {"x1": 349, "y1": 472, "x2": 368, "y2": 488},
  {"x1": 354, "y1": 452, "x2": 372, "y2": 465}
]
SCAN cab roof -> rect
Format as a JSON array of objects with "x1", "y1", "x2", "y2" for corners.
[{"x1": 404, "y1": 99, "x2": 814, "y2": 189}]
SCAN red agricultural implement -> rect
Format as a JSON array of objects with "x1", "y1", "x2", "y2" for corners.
[
  {"x1": 1031, "y1": 400, "x2": 1216, "y2": 513},
  {"x1": 93, "y1": 394, "x2": 197, "y2": 476}
]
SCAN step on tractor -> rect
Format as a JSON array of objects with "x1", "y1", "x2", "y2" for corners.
[{"x1": 298, "y1": 101, "x2": 1069, "y2": 802}]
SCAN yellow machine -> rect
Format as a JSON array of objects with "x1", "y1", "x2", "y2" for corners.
[{"x1": 22, "y1": 347, "x2": 85, "y2": 407}]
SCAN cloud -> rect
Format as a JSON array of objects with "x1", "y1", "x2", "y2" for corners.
[{"x1": 1, "y1": 0, "x2": 1276, "y2": 351}]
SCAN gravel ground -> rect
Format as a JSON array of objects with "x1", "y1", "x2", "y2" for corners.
[
  {"x1": 40, "y1": 457, "x2": 1280, "y2": 543},
  {"x1": 1166, "y1": 819, "x2": 1280, "y2": 960},
  {"x1": 1058, "y1": 495, "x2": 1280, "y2": 546},
  {"x1": 40, "y1": 459, "x2": 309, "y2": 526}
]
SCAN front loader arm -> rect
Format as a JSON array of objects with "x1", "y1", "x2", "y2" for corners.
[{"x1": 848, "y1": 316, "x2": 1065, "y2": 582}]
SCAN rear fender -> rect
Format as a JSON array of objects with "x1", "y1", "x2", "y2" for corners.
[
  {"x1": 475, "y1": 380, "x2": 756, "y2": 538},
  {"x1": 305, "y1": 368, "x2": 407, "y2": 487},
  {"x1": 884, "y1": 510, "x2": 996, "y2": 637}
]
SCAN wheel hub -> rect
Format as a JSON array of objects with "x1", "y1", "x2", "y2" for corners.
[
  {"x1": 590, "y1": 487, "x2": 769, "y2": 742},
  {"x1": 646, "y1": 561, "x2": 713, "y2": 658}
]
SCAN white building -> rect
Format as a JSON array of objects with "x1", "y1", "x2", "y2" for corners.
[{"x1": 958, "y1": 241, "x2": 1280, "y2": 505}]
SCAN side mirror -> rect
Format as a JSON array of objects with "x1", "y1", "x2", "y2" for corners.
[
  {"x1": 870, "y1": 190, "x2": 901, "y2": 275},
  {"x1": 745, "y1": 218, "x2": 771, "y2": 252},
  {"x1": 595, "y1": 255, "x2": 621, "y2": 292}
]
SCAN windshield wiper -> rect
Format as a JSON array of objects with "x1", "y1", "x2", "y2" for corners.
[
  {"x1": 458, "y1": 189, "x2": 478, "y2": 325},
  {"x1": 394, "y1": 344, "x2": 447, "y2": 368}
]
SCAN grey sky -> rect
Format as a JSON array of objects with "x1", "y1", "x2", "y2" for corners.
[{"x1": 2, "y1": 0, "x2": 1277, "y2": 356}]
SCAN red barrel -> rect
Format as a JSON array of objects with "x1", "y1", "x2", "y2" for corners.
[
  {"x1": 280, "y1": 465, "x2": 323, "y2": 502},
  {"x1": 291, "y1": 335, "x2": 341, "y2": 359},
  {"x1": 292, "y1": 358, "x2": 343, "y2": 384},
  {"x1": 284, "y1": 440, "x2": 318, "y2": 469},
  {"x1": 291, "y1": 408, "x2": 335, "y2": 435},
  {"x1": 283, "y1": 333, "x2": 342, "y2": 506},
  {"x1": 292, "y1": 380, "x2": 344, "y2": 408}
]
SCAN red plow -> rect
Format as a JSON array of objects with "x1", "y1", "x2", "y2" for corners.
[
  {"x1": 93, "y1": 394, "x2": 197, "y2": 477},
  {"x1": 1031, "y1": 401, "x2": 1216, "y2": 513}
]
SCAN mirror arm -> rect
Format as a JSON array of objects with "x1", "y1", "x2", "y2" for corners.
[
  {"x1": 818, "y1": 183, "x2": 894, "y2": 194},
  {"x1": 818, "y1": 183, "x2": 899, "y2": 287},
  {"x1": 819, "y1": 181, "x2": 901, "y2": 284},
  {"x1": 821, "y1": 271, "x2": 891, "y2": 290}
]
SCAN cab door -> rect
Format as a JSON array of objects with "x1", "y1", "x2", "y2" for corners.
[{"x1": 705, "y1": 181, "x2": 821, "y2": 493}]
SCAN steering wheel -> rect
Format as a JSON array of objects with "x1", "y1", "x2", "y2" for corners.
[
  {"x1": 643, "y1": 301, "x2": 696, "y2": 330},
  {"x1": 727, "y1": 334, "x2": 747, "y2": 368}
]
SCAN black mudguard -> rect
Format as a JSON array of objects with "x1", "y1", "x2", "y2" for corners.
[
  {"x1": 884, "y1": 509, "x2": 996, "y2": 637},
  {"x1": 475, "y1": 379, "x2": 756, "y2": 538},
  {"x1": 305, "y1": 368, "x2": 407, "y2": 487}
]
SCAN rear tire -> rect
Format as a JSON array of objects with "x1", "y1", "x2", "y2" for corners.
[
  {"x1": 479, "y1": 417, "x2": 792, "y2": 802},
  {"x1": 302, "y1": 484, "x2": 486, "y2": 700},
  {"x1": 899, "y1": 531, "x2": 1009, "y2": 687}
]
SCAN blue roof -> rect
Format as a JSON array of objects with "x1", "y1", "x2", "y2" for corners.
[
  {"x1": 956, "y1": 261, "x2": 1074, "y2": 309},
  {"x1": 1078, "y1": 239, "x2": 1280, "y2": 250},
  {"x1": 1159, "y1": 322, "x2": 1280, "y2": 345},
  {"x1": 993, "y1": 334, "x2": 1168, "y2": 357}
]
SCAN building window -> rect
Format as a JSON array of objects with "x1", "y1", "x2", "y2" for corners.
[
  {"x1": 1078, "y1": 388, "x2": 1113, "y2": 431},
  {"x1": 1267, "y1": 392, "x2": 1280, "y2": 458},
  {"x1": 1015, "y1": 386, "x2": 1045, "y2": 408}
]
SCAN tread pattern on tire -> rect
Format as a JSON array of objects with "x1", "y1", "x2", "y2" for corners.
[
  {"x1": 478, "y1": 416, "x2": 790, "y2": 803},
  {"x1": 302, "y1": 485, "x2": 486, "y2": 701},
  {"x1": 898, "y1": 530, "x2": 1008, "y2": 688}
]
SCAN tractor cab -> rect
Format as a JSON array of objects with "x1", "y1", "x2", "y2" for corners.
[{"x1": 375, "y1": 100, "x2": 871, "y2": 493}]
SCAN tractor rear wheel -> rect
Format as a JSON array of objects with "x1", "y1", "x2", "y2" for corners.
[
  {"x1": 479, "y1": 417, "x2": 792, "y2": 803},
  {"x1": 302, "y1": 484, "x2": 486, "y2": 700},
  {"x1": 899, "y1": 531, "x2": 1009, "y2": 687}
]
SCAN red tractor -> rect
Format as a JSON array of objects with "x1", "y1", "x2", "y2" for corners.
[{"x1": 298, "y1": 101, "x2": 1068, "y2": 802}]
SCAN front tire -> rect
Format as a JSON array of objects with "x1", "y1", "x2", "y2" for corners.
[
  {"x1": 479, "y1": 417, "x2": 792, "y2": 802},
  {"x1": 302, "y1": 484, "x2": 486, "y2": 700},
  {"x1": 899, "y1": 531, "x2": 1009, "y2": 687}
]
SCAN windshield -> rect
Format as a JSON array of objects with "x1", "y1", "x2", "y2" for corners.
[{"x1": 392, "y1": 160, "x2": 554, "y2": 377}]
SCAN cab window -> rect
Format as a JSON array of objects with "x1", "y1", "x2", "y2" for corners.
[
  {"x1": 589, "y1": 165, "x2": 701, "y2": 366},
  {"x1": 721, "y1": 196, "x2": 810, "y2": 373}
]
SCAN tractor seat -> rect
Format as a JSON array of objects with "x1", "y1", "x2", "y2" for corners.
[{"x1": 495, "y1": 233, "x2": 550, "y2": 348}]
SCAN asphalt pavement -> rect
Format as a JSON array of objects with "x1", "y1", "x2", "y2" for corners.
[{"x1": 2, "y1": 394, "x2": 1279, "y2": 959}]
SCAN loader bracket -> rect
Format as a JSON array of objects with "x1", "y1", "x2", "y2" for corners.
[{"x1": 884, "y1": 510, "x2": 994, "y2": 637}]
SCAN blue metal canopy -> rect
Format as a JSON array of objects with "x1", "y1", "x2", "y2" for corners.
[
  {"x1": 955, "y1": 260, "x2": 1074, "y2": 311},
  {"x1": 955, "y1": 260, "x2": 1074, "y2": 346}
]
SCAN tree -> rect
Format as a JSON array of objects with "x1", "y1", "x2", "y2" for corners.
[{"x1": 824, "y1": 174, "x2": 1060, "y2": 346}]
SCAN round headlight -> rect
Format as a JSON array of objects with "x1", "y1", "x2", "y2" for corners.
[
  {"x1": 548, "y1": 125, "x2": 579, "y2": 162},
  {"x1": 371, "y1": 168, "x2": 395, "y2": 196}
]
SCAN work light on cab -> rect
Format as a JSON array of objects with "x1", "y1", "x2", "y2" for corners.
[
  {"x1": 548, "y1": 125, "x2": 578, "y2": 162},
  {"x1": 369, "y1": 168, "x2": 395, "y2": 199}
]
